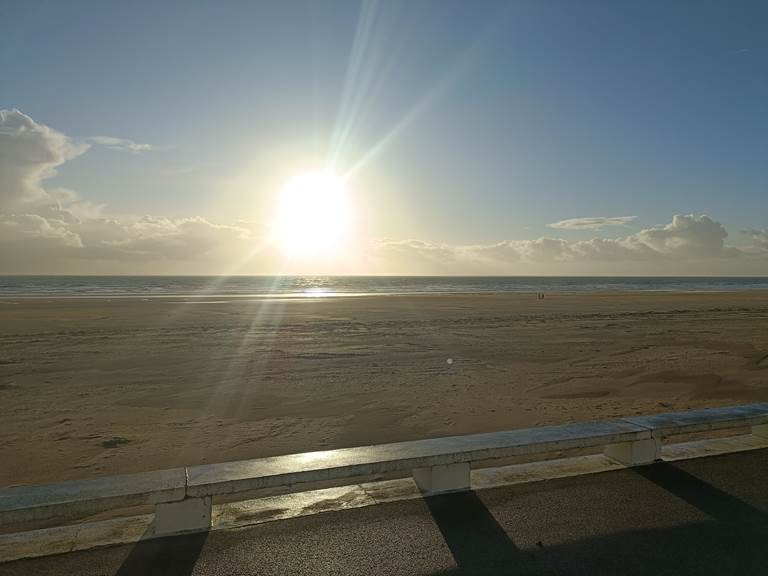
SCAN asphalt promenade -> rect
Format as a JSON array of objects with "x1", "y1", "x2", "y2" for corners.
[{"x1": 2, "y1": 448, "x2": 766, "y2": 575}]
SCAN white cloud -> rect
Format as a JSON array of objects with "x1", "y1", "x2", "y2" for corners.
[
  {"x1": 87, "y1": 136, "x2": 154, "y2": 153},
  {"x1": 371, "y1": 239, "x2": 462, "y2": 274},
  {"x1": 547, "y1": 216, "x2": 637, "y2": 230},
  {"x1": 0, "y1": 210, "x2": 262, "y2": 273},
  {"x1": 0, "y1": 109, "x2": 89, "y2": 209},
  {"x1": 80, "y1": 216, "x2": 254, "y2": 261},
  {"x1": 745, "y1": 229, "x2": 768, "y2": 251},
  {"x1": 621, "y1": 214, "x2": 731, "y2": 258},
  {"x1": 0, "y1": 212, "x2": 82, "y2": 248}
]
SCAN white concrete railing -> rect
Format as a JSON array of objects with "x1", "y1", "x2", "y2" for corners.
[{"x1": 1, "y1": 403, "x2": 767, "y2": 539}]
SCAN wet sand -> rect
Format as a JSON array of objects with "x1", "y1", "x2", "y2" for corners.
[{"x1": 1, "y1": 291, "x2": 767, "y2": 486}]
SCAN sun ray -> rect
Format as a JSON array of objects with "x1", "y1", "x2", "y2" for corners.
[
  {"x1": 341, "y1": 6, "x2": 512, "y2": 180},
  {"x1": 328, "y1": 0, "x2": 382, "y2": 171}
]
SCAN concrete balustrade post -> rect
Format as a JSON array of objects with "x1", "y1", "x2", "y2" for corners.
[
  {"x1": 604, "y1": 437, "x2": 660, "y2": 466},
  {"x1": 152, "y1": 496, "x2": 212, "y2": 537},
  {"x1": 412, "y1": 463, "x2": 470, "y2": 495}
]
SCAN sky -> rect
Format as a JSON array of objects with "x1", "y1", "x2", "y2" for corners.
[{"x1": 1, "y1": 0, "x2": 767, "y2": 275}]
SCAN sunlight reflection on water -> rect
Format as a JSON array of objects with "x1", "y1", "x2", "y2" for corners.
[{"x1": 303, "y1": 287, "x2": 334, "y2": 297}]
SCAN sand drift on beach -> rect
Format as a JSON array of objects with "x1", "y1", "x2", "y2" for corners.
[{"x1": 1, "y1": 292, "x2": 768, "y2": 486}]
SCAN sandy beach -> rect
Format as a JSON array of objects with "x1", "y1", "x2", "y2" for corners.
[{"x1": 2, "y1": 291, "x2": 768, "y2": 487}]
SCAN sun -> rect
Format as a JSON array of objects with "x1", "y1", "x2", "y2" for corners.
[{"x1": 272, "y1": 171, "x2": 354, "y2": 257}]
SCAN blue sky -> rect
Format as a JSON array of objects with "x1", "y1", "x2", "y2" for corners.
[{"x1": 1, "y1": 1, "x2": 767, "y2": 274}]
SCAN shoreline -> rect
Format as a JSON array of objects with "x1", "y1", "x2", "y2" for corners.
[{"x1": 3, "y1": 287, "x2": 768, "y2": 300}]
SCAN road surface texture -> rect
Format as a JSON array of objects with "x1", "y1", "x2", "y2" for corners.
[{"x1": 2, "y1": 448, "x2": 766, "y2": 575}]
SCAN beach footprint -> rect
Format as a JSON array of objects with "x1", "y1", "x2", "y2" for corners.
[{"x1": 746, "y1": 351, "x2": 768, "y2": 370}]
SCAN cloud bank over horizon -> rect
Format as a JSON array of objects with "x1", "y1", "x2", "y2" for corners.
[
  {"x1": 1, "y1": 109, "x2": 767, "y2": 275},
  {"x1": 373, "y1": 214, "x2": 765, "y2": 275}
]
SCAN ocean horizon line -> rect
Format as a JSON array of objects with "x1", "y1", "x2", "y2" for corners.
[{"x1": 3, "y1": 275, "x2": 768, "y2": 298}]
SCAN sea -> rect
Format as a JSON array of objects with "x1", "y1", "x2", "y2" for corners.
[{"x1": 1, "y1": 276, "x2": 767, "y2": 298}]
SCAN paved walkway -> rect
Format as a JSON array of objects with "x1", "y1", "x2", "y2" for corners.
[{"x1": 2, "y1": 448, "x2": 767, "y2": 575}]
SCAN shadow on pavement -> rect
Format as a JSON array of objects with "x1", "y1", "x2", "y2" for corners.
[
  {"x1": 425, "y1": 490, "x2": 550, "y2": 576},
  {"x1": 425, "y1": 461, "x2": 768, "y2": 576},
  {"x1": 539, "y1": 461, "x2": 768, "y2": 575},
  {"x1": 114, "y1": 529, "x2": 208, "y2": 576},
  {"x1": 633, "y1": 461, "x2": 768, "y2": 530}
]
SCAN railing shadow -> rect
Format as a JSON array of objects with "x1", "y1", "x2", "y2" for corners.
[
  {"x1": 424, "y1": 461, "x2": 768, "y2": 576},
  {"x1": 632, "y1": 461, "x2": 768, "y2": 532},
  {"x1": 536, "y1": 460, "x2": 768, "y2": 575},
  {"x1": 424, "y1": 490, "x2": 549, "y2": 576},
  {"x1": 114, "y1": 527, "x2": 208, "y2": 576}
]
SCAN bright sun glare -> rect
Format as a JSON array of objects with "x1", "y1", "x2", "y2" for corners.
[{"x1": 272, "y1": 172, "x2": 354, "y2": 257}]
